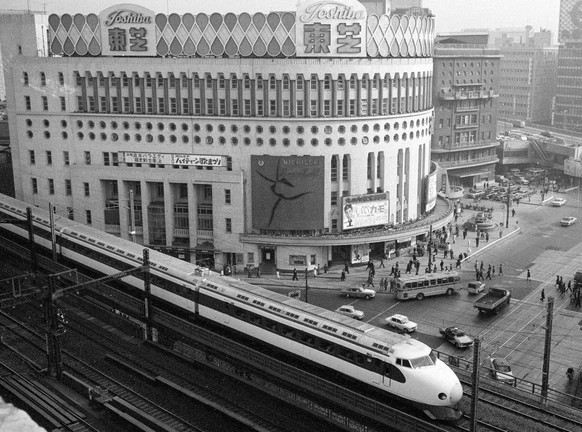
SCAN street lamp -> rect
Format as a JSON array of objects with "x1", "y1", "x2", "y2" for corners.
[{"x1": 427, "y1": 224, "x2": 433, "y2": 273}]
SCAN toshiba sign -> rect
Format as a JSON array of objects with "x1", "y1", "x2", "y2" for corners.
[
  {"x1": 100, "y1": 4, "x2": 157, "y2": 56},
  {"x1": 296, "y1": 0, "x2": 367, "y2": 58}
]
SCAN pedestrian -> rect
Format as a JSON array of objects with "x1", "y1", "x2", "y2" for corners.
[
  {"x1": 379, "y1": 257, "x2": 385, "y2": 268},
  {"x1": 456, "y1": 258, "x2": 461, "y2": 268},
  {"x1": 512, "y1": 208, "x2": 516, "y2": 217},
  {"x1": 380, "y1": 277, "x2": 384, "y2": 290},
  {"x1": 492, "y1": 266, "x2": 495, "y2": 277},
  {"x1": 556, "y1": 275, "x2": 560, "y2": 288},
  {"x1": 540, "y1": 289, "x2": 545, "y2": 302},
  {"x1": 476, "y1": 237, "x2": 480, "y2": 247},
  {"x1": 390, "y1": 265, "x2": 395, "y2": 276},
  {"x1": 486, "y1": 268, "x2": 491, "y2": 280},
  {"x1": 256, "y1": 267, "x2": 260, "y2": 278},
  {"x1": 485, "y1": 232, "x2": 489, "y2": 242},
  {"x1": 367, "y1": 273, "x2": 375, "y2": 287},
  {"x1": 323, "y1": 264, "x2": 328, "y2": 274},
  {"x1": 440, "y1": 260, "x2": 444, "y2": 271},
  {"x1": 292, "y1": 268, "x2": 298, "y2": 281},
  {"x1": 463, "y1": 230, "x2": 467, "y2": 240},
  {"x1": 480, "y1": 261, "x2": 484, "y2": 271},
  {"x1": 233, "y1": 264, "x2": 237, "y2": 274},
  {"x1": 433, "y1": 265, "x2": 437, "y2": 273},
  {"x1": 276, "y1": 270, "x2": 280, "y2": 279},
  {"x1": 499, "y1": 264, "x2": 503, "y2": 276},
  {"x1": 443, "y1": 248, "x2": 447, "y2": 259},
  {"x1": 247, "y1": 267, "x2": 252, "y2": 278},
  {"x1": 449, "y1": 250, "x2": 454, "y2": 260},
  {"x1": 479, "y1": 270, "x2": 484, "y2": 281},
  {"x1": 340, "y1": 269, "x2": 346, "y2": 281},
  {"x1": 344, "y1": 262, "x2": 350, "y2": 274},
  {"x1": 527, "y1": 269, "x2": 531, "y2": 282},
  {"x1": 499, "y1": 230, "x2": 503, "y2": 239}
]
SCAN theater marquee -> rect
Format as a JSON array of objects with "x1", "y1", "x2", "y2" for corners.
[{"x1": 121, "y1": 152, "x2": 223, "y2": 167}]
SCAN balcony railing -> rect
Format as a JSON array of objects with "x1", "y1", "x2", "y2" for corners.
[
  {"x1": 432, "y1": 140, "x2": 500, "y2": 152},
  {"x1": 439, "y1": 90, "x2": 497, "y2": 100},
  {"x1": 173, "y1": 228, "x2": 190, "y2": 238},
  {"x1": 105, "y1": 224, "x2": 121, "y2": 234},
  {"x1": 197, "y1": 229, "x2": 213, "y2": 237}
]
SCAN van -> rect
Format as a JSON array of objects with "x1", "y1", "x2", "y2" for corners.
[
  {"x1": 466, "y1": 191, "x2": 484, "y2": 199},
  {"x1": 468, "y1": 281, "x2": 485, "y2": 294}
]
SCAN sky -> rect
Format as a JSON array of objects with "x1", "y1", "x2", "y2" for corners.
[{"x1": 1, "y1": 0, "x2": 561, "y2": 40}]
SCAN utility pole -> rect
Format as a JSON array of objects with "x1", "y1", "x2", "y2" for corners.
[
  {"x1": 49, "y1": 203, "x2": 57, "y2": 261},
  {"x1": 541, "y1": 297, "x2": 554, "y2": 402},
  {"x1": 129, "y1": 189, "x2": 136, "y2": 243},
  {"x1": 26, "y1": 207, "x2": 37, "y2": 271},
  {"x1": 470, "y1": 337, "x2": 481, "y2": 432},
  {"x1": 541, "y1": 169, "x2": 547, "y2": 204},
  {"x1": 505, "y1": 188, "x2": 511, "y2": 229},
  {"x1": 427, "y1": 224, "x2": 433, "y2": 273},
  {"x1": 143, "y1": 249, "x2": 152, "y2": 341},
  {"x1": 305, "y1": 267, "x2": 309, "y2": 304}
]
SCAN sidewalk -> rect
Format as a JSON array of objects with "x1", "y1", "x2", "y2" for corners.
[{"x1": 235, "y1": 198, "x2": 521, "y2": 293}]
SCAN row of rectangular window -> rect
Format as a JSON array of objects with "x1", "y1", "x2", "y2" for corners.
[
  {"x1": 73, "y1": 95, "x2": 416, "y2": 117},
  {"x1": 75, "y1": 71, "x2": 416, "y2": 92}
]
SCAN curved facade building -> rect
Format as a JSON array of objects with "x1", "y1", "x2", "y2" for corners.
[{"x1": 6, "y1": 1, "x2": 451, "y2": 272}]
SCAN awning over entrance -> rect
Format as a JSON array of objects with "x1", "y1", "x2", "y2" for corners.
[{"x1": 456, "y1": 171, "x2": 490, "y2": 178}]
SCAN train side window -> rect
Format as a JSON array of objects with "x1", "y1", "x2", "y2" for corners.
[
  {"x1": 235, "y1": 309, "x2": 247, "y2": 320},
  {"x1": 265, "y1": 319, "x2": 278, "y2": 332},
  {"x1": 300, "y1": 334, "x2": 315, "y2": 346},
  {"x1": 424, "y1": 280, "x2": 429, "y2": 286},
  {"x1": 319, "y1": 340, "x2": 335, "y2": 353},
  {"x1": 338, "y1": 348, "x2": 354, "y2": 362},
  {"x1": 355, "y1": 354, "x2": 365, "y2": 365},
  {"x1": 431, "y1": 279, "x2": 436, "y2": 285}
]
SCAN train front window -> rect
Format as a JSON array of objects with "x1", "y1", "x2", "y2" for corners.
[{"x1": 410, "y1": 355, "x2": 435, "y2": 368}]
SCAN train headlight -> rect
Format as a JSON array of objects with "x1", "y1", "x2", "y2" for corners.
[{"x1": 438, "y1": 393, "x2": 448, "y2": 400}]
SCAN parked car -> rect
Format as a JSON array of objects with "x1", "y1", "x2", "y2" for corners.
[
  {"x1": 561, "y1": 217, "x2": 577, "y2": 226},
  {"x1": 467, "y1": 281, "x2": 485, "y2": 294},
  {"x1": 515, "y1": 176, "x2": 529, "y2": 185},
  {"x1": 489, "y1": 358, "x2": 516, "y2": 384},
  {"x1": 541, "y1": 130, "x2": 552, "y2": 138},
  {"x1": 439, "y1": 326, "x2": 474, "y2": 348},
  {"x1": 466, "y1": 191, "x2": 485, "y2": 199},
  {"x1": 385, "y1": 314, "x2": 417, "y2": 333},
  {"x1": 552, "y1": 198, "x2": 567, "y2": 207},
  {"x1": 340, "y1": 285, "x2": 376, "y2": 299},
  {"x1": 335, "y1": 305, "x2": 364, "y2": 320}
]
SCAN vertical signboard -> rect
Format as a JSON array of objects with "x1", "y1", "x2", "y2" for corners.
[
  {"x1": 100, "y1": 4, "x2": 157, "y2": 56},
  {"x1": 251, "y1": 155, "x2": 325, "y2": 230},
  {"x1": 296, "y1": 0, "x2": 367, "y2": 58},
  {"x1": 425, "y1": 169, "x2": 437, "y2": 212}
]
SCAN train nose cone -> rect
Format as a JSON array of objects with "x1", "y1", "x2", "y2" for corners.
[{"x1": 449, "y1": 382, "x2": 463, "y2": 404}]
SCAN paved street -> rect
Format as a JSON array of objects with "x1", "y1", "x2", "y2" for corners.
[{"x1": 237, "y1": 186, "x2": 582, "y2": 396}]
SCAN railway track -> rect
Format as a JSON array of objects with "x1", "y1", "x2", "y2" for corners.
[{"x1": 0, "y1": 311, "x2": 208, "y2": 432}]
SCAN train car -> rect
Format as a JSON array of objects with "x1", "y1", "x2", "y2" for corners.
[{"x1": 0, "y1": 193, "x2": 463, "y2": 420}]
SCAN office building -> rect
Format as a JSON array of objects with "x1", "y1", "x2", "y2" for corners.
[
  {"x1": 431, "y1": 33, "x2": 501, "y2": 188},
  {"x1": 4, "y1": 1, "x2": 449, "y2": 272}
]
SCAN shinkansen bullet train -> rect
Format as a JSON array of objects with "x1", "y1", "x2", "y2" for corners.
[{"x1": 0, "y1": 193, "x2": 462, "y2": 420}]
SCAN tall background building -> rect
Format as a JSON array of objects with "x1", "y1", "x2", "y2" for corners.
[
  {"x1": 496, "y1": 27, "x2": 558, "y2": 125},
  {"x1": 431, "y1": 33, "x2": 501, "y2": 189},
  {"x1": 554, "y1": 0, "x2": 582, "y2": 132}
]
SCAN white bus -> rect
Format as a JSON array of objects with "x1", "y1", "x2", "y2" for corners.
[{"x1": 391, "y1": 272, "x2": 461, "y2": 300}]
